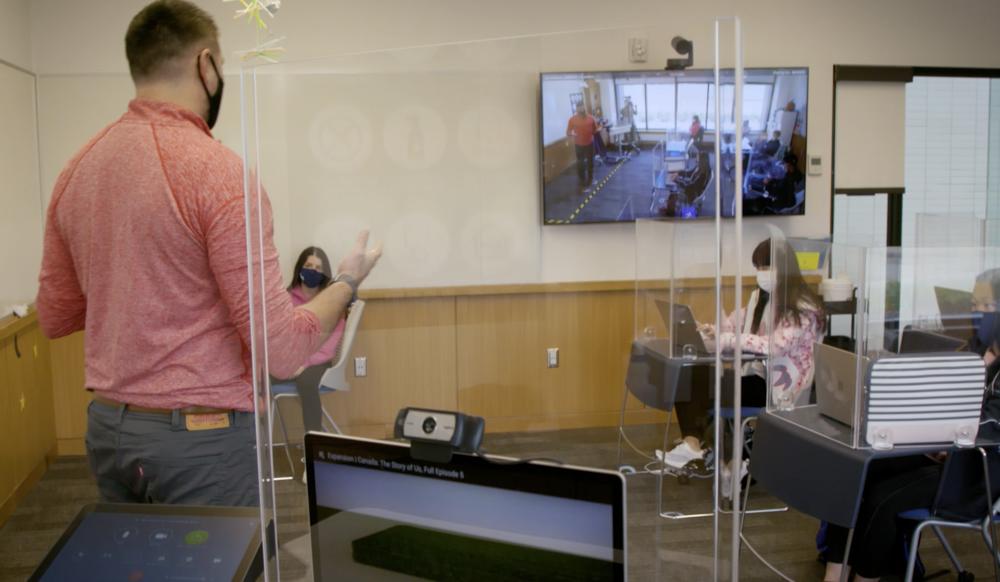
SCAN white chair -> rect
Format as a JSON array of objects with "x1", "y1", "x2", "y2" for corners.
[{"x1": 271, "y1": 299, "x2": 366, "y2": 478}]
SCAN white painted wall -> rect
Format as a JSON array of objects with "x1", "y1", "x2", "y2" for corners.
[
  {"x1": 26, "y1": 0, "x2": 1000, "y2": 287},
  {"x1": 0, "y1": 65, "x2": 42, "y2": 308},
  {"x1": 0, "y1": 0, "x2": 41, "y2": 313},
  {"x1": 0, "y1": 0, "x2": 32, "y2": 71}
]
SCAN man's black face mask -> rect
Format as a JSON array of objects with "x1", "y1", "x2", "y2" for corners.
[{"x1": 197, "y1": 53, "x2": 224, "y2": 129}]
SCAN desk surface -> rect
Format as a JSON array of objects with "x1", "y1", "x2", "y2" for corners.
[{"x1": 751, "y1": 410, "x2": 945, "y2": 528}]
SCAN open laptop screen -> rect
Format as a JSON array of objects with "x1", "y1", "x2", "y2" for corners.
[{"x1": 305, "y1": 433, "x2": 626, "y2": 581}]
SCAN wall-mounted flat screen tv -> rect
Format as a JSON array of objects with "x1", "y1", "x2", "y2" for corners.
[{"x1": 540, "y1": 67, "x2": 808, "y2": 224}]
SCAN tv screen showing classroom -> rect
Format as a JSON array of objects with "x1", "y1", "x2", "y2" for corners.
[{"x1": 540, "y1": 67, "x2": 809, "y2": 224}]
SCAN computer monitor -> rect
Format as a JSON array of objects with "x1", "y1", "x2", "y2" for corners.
[
  {"x1": 29, "y1": 503, "x2": 262, "y2": 582},
  {"x1": 305, "y1": 432, "x2": 627, "y2": 581}
]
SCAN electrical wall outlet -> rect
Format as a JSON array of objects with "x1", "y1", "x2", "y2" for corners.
[
  {"x1": 628, "y1": 38, "x2": 648, "y2": 63},
  {"x1": 354, "y1": 356, "x2": 367, "y2": 377},
  {"x1": 546, "y1": 348, "x2": 559, "y2": 368}
]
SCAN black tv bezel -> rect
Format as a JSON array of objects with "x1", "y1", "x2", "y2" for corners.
[
  {"x1": 538, "y1": 66, "x2": 810, "y2": 226},
  {"x1": 305, "y1": 431, "x2": 627, "y2": 581}
]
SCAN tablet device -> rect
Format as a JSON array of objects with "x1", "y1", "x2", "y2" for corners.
[{"x1": 29, "y1": 503, "x2": 262, "y2": 582}]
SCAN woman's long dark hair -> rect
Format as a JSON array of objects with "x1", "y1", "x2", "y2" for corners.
[
  {"x1": 751, "y1": 238, "x2": 825, "y2": 333},
  {"x1": 288, "y1": 246, "x2": 333, "y2": 291}
]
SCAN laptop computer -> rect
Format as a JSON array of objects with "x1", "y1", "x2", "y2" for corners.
[
  {"x1": 657, "y1": 301, "x2": 709, "y2": 355},
  {"x1": 898, "y1": 327, "x2": 967, "y2": 354},
  {"x1": 30, "y1": 504, "x2": 263, "y2": 582},
  {"x1": 934, "y1": 286, "x2": 975, "y2": 341},
  {"x1": 655, "y1": 300, "x2": 760, "y2": 358},
  {"x1": 305, "y1": 432, "x2": 627, "y2": 581},
  {"x1": 814, "y1": 342, "x2": 869, "y2": 427}
]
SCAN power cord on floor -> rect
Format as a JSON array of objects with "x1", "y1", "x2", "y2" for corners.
[
  {"x1": 618, "y1": 428, "x2": 659, "y2": 463},
  {"x1": 740, "y1": 532, "x2": 798, "y2": 582}
]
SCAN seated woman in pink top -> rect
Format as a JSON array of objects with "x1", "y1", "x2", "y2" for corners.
[
  {"x1": 274, "y1": 246, "x2": 347, "y2": 432},
  {"x1": 661, "y1": 238, "x2": 825, "y2": 491}
]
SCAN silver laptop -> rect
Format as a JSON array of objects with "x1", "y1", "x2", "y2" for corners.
[{"x1": 815, "y1": 342, "x2": 869, "y2": 426}]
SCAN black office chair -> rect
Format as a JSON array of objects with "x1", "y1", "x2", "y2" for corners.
[{"x1": 901, "y1": 446, "x2": 1000, "y2": 581}]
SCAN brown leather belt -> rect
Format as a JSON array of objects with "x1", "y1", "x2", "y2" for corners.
[{"x1": 92, "y1": 395, "x2": 235, "y2": 416}]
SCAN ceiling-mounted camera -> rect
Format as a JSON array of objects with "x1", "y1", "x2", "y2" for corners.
[{"x1": 666, "y1": 36, "x2": 693, "y2": 71}]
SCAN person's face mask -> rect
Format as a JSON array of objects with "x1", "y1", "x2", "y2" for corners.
[
  {"x1": 299, "y1": 268, "x2": 326, "y2": 289},
  {"x1": 973, "y1": 311, "x2": 999, "y2": 347},
  {"x1": 197, "y1": 53, "x2": 224, "y2": 129},
  {"x1": 756, "y1": 269, "x2": 774, "y2": 293}
]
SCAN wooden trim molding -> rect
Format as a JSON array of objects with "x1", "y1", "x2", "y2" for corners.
[
  {"x1": 0, "y1": 308, "x2": 37, "y2": 340},
  {"x1": 362, "y1": 276, "x2": 764, "y2": 300}
]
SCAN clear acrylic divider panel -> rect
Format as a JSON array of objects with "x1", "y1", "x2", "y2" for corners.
[
  {"x1": 767, "y1": 236, "x2": 869, "y2": 449},
  {"x1": 238, "y1": 26, "x2": 767, "y2": 580},
  {"x1": 768, "y1": 240, "x2": 1000, "y2": 451}
]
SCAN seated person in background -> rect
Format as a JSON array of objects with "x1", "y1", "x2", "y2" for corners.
[
  {"x1": 689, "y1": 115, "x2": 703, "y2": 141},
  {"x1": 750, "y1": 153, "x2": 802, "y2": 214},
  {"x1": 822, "y1": 268, "x2": 1000, "y2": 582},
  {"x1": 972, "y1": 268, "x2": 1000, "y2": 367},
  {"x1": 662, "y1": 238, "x2": 825, "y2": 479},
  {"x1": 763, "y1": 130, "x2": 781, "y2": 156},
  {"x1": 274, "y1": 246, "x2": 347, "y2": 432},
  {"x1": 670, "y1": 151, "x2": 711, "y2": 205}
]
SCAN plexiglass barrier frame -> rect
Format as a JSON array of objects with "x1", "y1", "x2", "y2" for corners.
[
  {"x1": 236, "y1": 18, "x2": 771, "y2": 582},
  {"x1": 766, "y1": 237, "x2": 1000, "y2": 451}
]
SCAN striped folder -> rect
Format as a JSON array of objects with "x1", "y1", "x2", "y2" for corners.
[{"x1": 865, "y1": 352, "x2": 986, "y2": 450}]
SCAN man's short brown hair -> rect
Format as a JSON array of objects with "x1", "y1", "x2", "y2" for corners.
[{"x1": 125, "y1": 0, "x2": 219, "y2": 82}]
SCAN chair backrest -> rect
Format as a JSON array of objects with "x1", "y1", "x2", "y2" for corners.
[
  {"x1": 319, "y1": 299, "x2": 366, "y2": 391},
  {"x1": 933, "y1": 446, "x2": 1000, "y2": 522},
  {"x1": 864, "y1": 352, "x2": 986, "y2": 449}
]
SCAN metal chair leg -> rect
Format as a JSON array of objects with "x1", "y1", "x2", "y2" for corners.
[
  {"x1": 930, "y1": 525, "x2": 964, "y2": 574},
  {"x1": 321, "y1": 404, "x2": 342, "y2": 435},
  {"x1": 905, "y1": 521, "x2": 932, "y2": 582},
  {"x1": 272, "y1": 396, "x2": 295, "y2": 480}
]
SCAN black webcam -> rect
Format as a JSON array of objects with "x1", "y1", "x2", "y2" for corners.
[
  {"x1": 666, "y1": 36, "x2": 694, "y2": 71},
  {"x1": 394, "y1": 407, "x2": 486, "y2": 463}
]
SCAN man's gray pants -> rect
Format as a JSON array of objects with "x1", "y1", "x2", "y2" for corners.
[{"x1": 86, "y1": 399, "x2": 260, "y2": 506}]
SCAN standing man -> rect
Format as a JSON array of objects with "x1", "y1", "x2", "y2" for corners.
[
  {"x1": 36, "y1": 0, "x2": 382, "y2": 506},
  {"x1": 566, "y1": 102, "x2": 598, "y2": 188}
]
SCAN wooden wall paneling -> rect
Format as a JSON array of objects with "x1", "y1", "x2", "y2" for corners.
[
  {"x1": 7, "y1": 330, "x2": 29, "y2": 497},
  {"x1": 323, "y1": 297, "x2": 458, "y2": 438},
  {"x1": 0, "y1": 335, "x2": 14, "y2": 509},
  {"x1": 24, "y1": 327, "x2": 56, "y2": 463},
  {"x1": 456, "y1": 290, "x2": 658, "y2": 432},
  {"x1": 456, "y1": 293, "x2": 549, "y2": 421},
  {"x1": 34, "y1": 329, "x2": 56, "y2": 461},
  {"x1": 0, "y1": 319, "x2": 57, "y2": 526},
  {"x1": 50, "y1": 332, "x2": 88, "y2": 455}
]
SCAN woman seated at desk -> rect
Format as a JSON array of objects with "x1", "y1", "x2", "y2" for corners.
[
  {"x1": 273, "y1": 246, "x2": 347, "y2": 432},
  {"x1": 661, "y1": 238, "x2": 825, "y2": 476},
  {"x1": 822, "y1": 267, "x2": 1000, "y2": 582}
]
